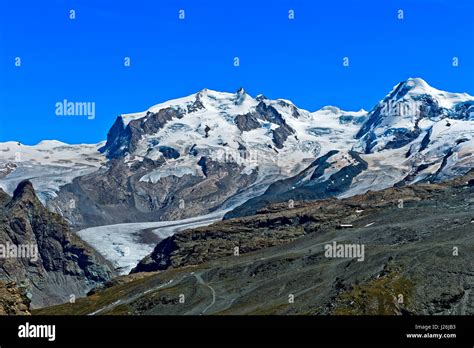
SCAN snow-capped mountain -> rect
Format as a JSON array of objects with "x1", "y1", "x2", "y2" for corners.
[
  {"x1": 101, "y1": 88, "x2": 362, "y2": 178},
  {"x1": 355, "y1": 78, "x2": 474, "y2": 153},
  {"x1": 1, "y1": 78, "x2": 472, "y2": 228},
  {"x1": 226, "y1": 78, "x2": 474, "y2": 218},
  {"x1": 0, "y1": 141, "x2": 105, "y2": 202},
  {"x1": 351, "y1": 78, "x2": 474, "y2": 189},
  {"x1": 46, "y1": 88, "x2": 365, "y2": 228}
]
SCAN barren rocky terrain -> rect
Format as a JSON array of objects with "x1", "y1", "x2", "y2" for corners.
[
  {"x1": 0, "y1": 181, "x2": 115, "y2": 308},
  {"x1": 35, "y1": 171, "x2": 474, "y2": 315}
]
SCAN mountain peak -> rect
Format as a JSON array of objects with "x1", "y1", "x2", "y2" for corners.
[
  {"x1": 11, "y1": 180, "x2": 38, "y2": 204},
  {"x1": 236, "y1": 87, "x2": 246, "y2": 95},
  {"x1": 319, "y1": 105, "x2": 342, "y2": 113},
  {"x1": 404, "y1": 77, "x2": 430, "y2": 89},
  {"x1": 385, "y1": 77, "x2": 474, "y2": 109},
  {"x1": 196, "y1": 88, "x2": 210, "y2": 99},
  {"x1": 389, "y1": 77, "x2": 432, "y2": 99}
]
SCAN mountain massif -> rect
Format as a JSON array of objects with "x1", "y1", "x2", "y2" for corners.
[
  {"x1": 0, "y1": 78, "x2": 472, "y2": 313},
  {"x1": 0, "y1": 78, "x2": 470, "y2": 232}
]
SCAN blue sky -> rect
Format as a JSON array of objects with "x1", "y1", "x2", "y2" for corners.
[{"x1": 1, "y1": 0, "x2": 473, "y2": 144}]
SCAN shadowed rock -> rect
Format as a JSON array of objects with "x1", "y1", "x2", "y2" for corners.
[{"x1": 0, "y1": 180, "x2": 115, "y2": 308}]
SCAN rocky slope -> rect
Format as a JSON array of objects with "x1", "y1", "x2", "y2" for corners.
[
  {"x1": 35, "y1": 171, "x2": 474, "y2": 315},
  {"x1": 224, "y1": 150, "x2": 368, "y2": 218},
  {"x1": 0, "y1": 281, "x2": 31, "y2": 315},
  {"x1": 0, "y1": 180, "x2": 115, "y2": 308}
]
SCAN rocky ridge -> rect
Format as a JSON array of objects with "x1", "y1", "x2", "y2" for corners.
[{"x1": 0, "y1": 181, "x2": 115, "y2": 308}]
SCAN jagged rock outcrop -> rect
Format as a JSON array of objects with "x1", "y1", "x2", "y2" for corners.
[
  {"x1": 100, "y1": 107, "x2": 187, "y2": 159},
  {"x1": 0, "y1": 180, "x2": 115, "y2": 308}
]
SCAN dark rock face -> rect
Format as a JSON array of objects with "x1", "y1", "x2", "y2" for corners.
[
  {"x1": 272, "y1": 124, "x2": 294, "y2": 149},
  {"x1": 415, "y1": 128, "x2": 432, "y2": 155},
  {"x1": 224, "y1": 151, "x2": 367, "y2": 219},
  {"x1": 188, "y1": 144, "x2": 199, "y2": 156},
  {"x1": 132, "y1": 237, "x2": 179, "y2": 272},
  {"x1": 0, "y1": 189, "x2": 9, "y2": 207},
  {"x1": 255, "y1": 102, "x2": 295, "y2": 149},
  {"x1": 277, "y1": 100, "x2": 303, "y2": 118},
  {"x1": 0, "y1": 180, "x2": 114, "y2": 308},
  {"x1": 339, "y1": 114, "x2": 367, "y2": 125},
  {"x1": 100, "y1": 97, "x2": 208, "y2": 160},
  {"x1": 204, "y1": 125, "x2": 211, "y2": 138},
  {"x1": 159, "y1": 146, "x2": 180, "y2": 159},
  {"x1": 452, "y1": 101, "x2": 474, "y2": 120},
  {"x1": 234, "y1": 101, "x2": 295, "y2": 148},
  {"x1": 382, "y1": 128, "x2": 421, "y2": 151},
  {"x1": 187, "y1": 98, "x2": 205, "y2": 114},
  {"x1": 101, "y1": 107, "x2": 186, "y2": 159},
  {"x1": 52, "y1": 155, "x2": 258, "y2": 229},
  {"x1": 99, "y1": 116, "x2": 126, "y2": 159},
  {"x1": 235, "y1": 113, "x2": 260, "y2": 132},
  {"x1": 197, "y1": 157, "x2": 208, "y2": 177}
]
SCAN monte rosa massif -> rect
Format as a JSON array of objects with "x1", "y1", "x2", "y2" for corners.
[{"x1": 0, "y1": 77, "x2": 473, "y2": 278}]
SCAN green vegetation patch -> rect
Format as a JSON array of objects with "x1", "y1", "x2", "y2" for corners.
[{"x1": 331, "y1": 268, "x2": 415, "y2": 315}]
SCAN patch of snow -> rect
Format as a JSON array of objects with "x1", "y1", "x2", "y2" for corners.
[{"x1": 0, "y1": 141, "x2": 105, "y2": 202}]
